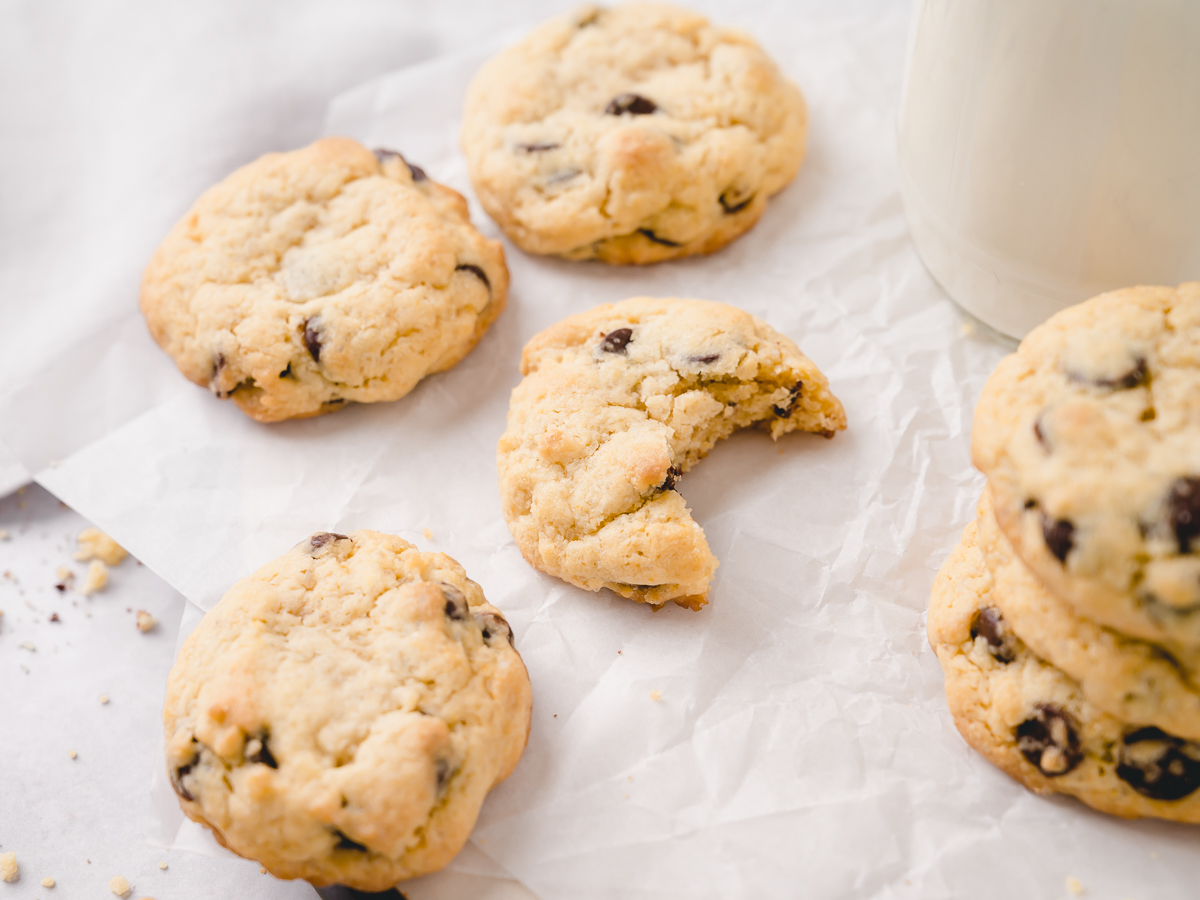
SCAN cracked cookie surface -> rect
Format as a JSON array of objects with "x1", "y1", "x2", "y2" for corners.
[
  {"x1": 462, "y1": 2, "x2": 807, "y2": 264},
  {"x1": 973, "y1": 283, "x2": 1200, "y2": 644},
  {"x1": 141, "y1": 137, "x2": 508, "y2": 422},
  {"x1": 163, "y1": 530, "x2": 532, "y2": 890},
  {"x1": 929, "y1": 519, "x2": 1200, "y2": 822},
  {"x1": 497, "y1": 296, "x2": 845, "y2": 609}
]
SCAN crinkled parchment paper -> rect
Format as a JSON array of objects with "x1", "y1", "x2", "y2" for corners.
[{"x1": 6, "y1": 4, "x2": 1200, "y2": 898}]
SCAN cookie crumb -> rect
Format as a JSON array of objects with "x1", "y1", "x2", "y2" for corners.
[
  {"x1": 259, "y1": 867, "x2": 266, "y2": 875},
  {"x1": 100, "y1": 694, "x2": 109, "y2": 705},
  {"x1": 79, "y1": 560, "x2": 109, "y2": 596},
  {"x1": 0, "y1": 851, "x2": 17, "y2": 882},
  {"x1": 55, "y1": 563, "x2": 73, "y2": 582},
  {"x1": 157, "y1": 862, "x2": 167, "y2": 871},
  {"x1": 1066, "y1": 876, "x2": 1084, "y2": 896},
  {"x1": 960, "y1": 321, "x2": 976, "y2": 337},
  {"x1": 136, "y1": 610, "x2": 157, "y2": 633},
  {"x1": 0, "y1": 529, "x2": 9, "y2": 540},
  {"x1": 650, "y1": 689, "x2": 662, "y2": 701},
  {"x1": 68, "y1": 750, "x2": 77, "y2": 759},
  {"x1": 48, "y1": 459, "x2": 60, "y2": 468},
  {"x1": 20, "y1": 641, "x2": 35, "y2": 652},
  {"x1": 109, "y1": 874, "x2": 131, "y2": 896},
  {"x1": 423, "y1": 528, "x2": 433, "y2": 540},
  {"x1": 41, "y1": 875, "x2": 55, "y2": 887},
  {"x1": 75, "y1": 528, "x2": 128, "y2": 566}
]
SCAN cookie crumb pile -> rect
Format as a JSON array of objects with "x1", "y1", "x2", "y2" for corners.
[{"x1": 930, "y1": 283, "x2": 1200, "y2": 821}]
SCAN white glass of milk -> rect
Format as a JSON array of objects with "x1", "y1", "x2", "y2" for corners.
[{"x1": 899, "y1": 0, "x2": 1200, "y2": 339}]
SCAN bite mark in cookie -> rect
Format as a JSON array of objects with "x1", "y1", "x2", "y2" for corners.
[{"x1": 497, "y1": 296, "x2": 845, "y2": 609}]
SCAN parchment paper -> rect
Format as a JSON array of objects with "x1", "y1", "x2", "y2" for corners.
[{"x1": 8, "y1": 4, "x2": 1200, "y2": 898}]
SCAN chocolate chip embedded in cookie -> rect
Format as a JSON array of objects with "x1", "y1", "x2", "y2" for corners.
[
  {"x1": 976, "y1": 488, "x2": 1200, "y2": 741},
  {"x1": 163, "y1": 530, "x2": 532, "y2": 890},
  {"x1": 928, "y1": 517, "x2": 1200, "y2": 822},
  {"x1": 140, "y1": 137, "x2": 509, "y2": 423},
  {"x1": 462, "y1": 2, "x2": 807, "y2": 264},
  {"x1": 497, "y1": 296, "x2": 846, "y2": 610},
  {"x1": 972, "y1": 282, "x2": 1200, "y2": 644}
]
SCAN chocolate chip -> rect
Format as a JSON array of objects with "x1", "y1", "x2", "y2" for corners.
[
  {"x1": 439, "y1": 583, "x2": 467, "y2": 620},
  {"x1": 1024, "y1": 499, "x2": 1038, "y2": 510},
  {"x1": 659, "y1": 466, "x2": 681, "y2": 492},
  {"x1": 1015, "y1": 704, "x2": 1083, "y2": 776},
  {"x1": 1167, "y1": 477, "x2": 1200, "y2": 553},
  {"x1": 332, "y1": 829, "x2": 368, "y2": 853},
  {"x1": 517, "y1": 142, "x2": 560, "y2": 152},
  {"x1": 1068, "y1": 357, "x2": 1149, "y2": 391},
  {"x1": 372, "y1": 148, "x2": 426, "y2": 182},
  {"x1": 212, "y1": 353, "x2": 226, "y2": 378},
  {"x1": 1142, "y1": 407, "x2": 1157, "y2": 421},
  {"x1": 600, "y1": 328, "x2": 633, "y2": 354},
  {"x1": 1042, "y1": 515, "x2": 1075, "y2": 563},
  {"x1": 246, "y1": 733, "x2": 278, "y2": 769},
  {"x1": 49, "y1": 612, "x2": 59, "y2": 622},
  {"x1": 315, "y1": 887, "x2": 409, "y2": 900},
  {"x1": 435, "y1": 757, "x2": 455, "y2": 793},
  {"x1": 689, "y1": 353, "x2": 720, "y2": 365},
  {"x1": 1033, "y1": 415, "x2": 1048, "y2": 449},
  {"x1": 719, "y1": 190, "x2": 755, "y2": 214},
  {"x1": 636, "y1": 228, "x2": 681, "y2": 247},
  {"x1": 455, "y1": 263, "x2": 490, "y2": 291},
  {"x1": 474, "y1": 610, "x2": 513, "y2": 647},
  {"x1": 774, "y1": 383, "x2": 803, "y2": 418},
  {"x1": 1117, "y1": 726, "x2": 1200, "y2": 800},
  {"x1": 279, "y1": 362, "x2": 293, "y2": 380},
  {"x1": 605, "y1": 93, "x2": 657, "y2": 115},
  {"x1": 171, "y1": 741, "x2": 199, "y2": 802},
  {"x1": 54, "y1": 583, "x2": 66, "y2": 592},
  {"x1": 970, "y1": 606, "x2": 1016, "y2": 663},
  {"x1": 309, "y1": 532, "x2": 350, "y2": 553},
  {"x1": 303, "y1": 318, "x2": 322, "y2": 362}
]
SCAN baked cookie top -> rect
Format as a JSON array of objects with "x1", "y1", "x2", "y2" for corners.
[
  {"x1": 929, "y1": 519, "x2": 1200, "y2": 820},
  {"x1": 462, "y1": 2, "x2": 807, "y2": 264},
  {"x1": 497, "y1": 297, "x2": 846, "y2": 609},
  {"x1": 976, "y1": 487, "x2": 1200, "y2": 741},
  {"x1": 972, "y1": 283, "x2": 1200, "y2": 643},
  {"x1": 141, "y1": 137, "x2": 508, "y2": 422},
  {"x1": 163, "y1": 530, "x2": 532, "y2": 890}
]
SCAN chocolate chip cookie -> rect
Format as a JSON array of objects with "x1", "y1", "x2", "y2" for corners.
[
  {"x1": 976, "y1": 486, "x2": 1200, "y2": 741},
  {"x1": 141, "y1": 138, "x2": 508, "y2": 422},
  {"x1": 163, "y1": 531, "x2": 532, "y2": 890},
  {"x1": 497, "y1": 297, "x2": 846, "y2": 609},
  {"x1": 929, "y1": 518, "x2": 1200, "y2": 821},
  {"x1": 972, "y1": 283, "x2": 1200, "y2": 644},
  {"x1": 462, "y1": 2, "x2": 807, "y2": 264}
]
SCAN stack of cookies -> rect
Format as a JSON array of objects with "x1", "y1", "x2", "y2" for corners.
[{"x1": 929, "y1": 282, "x2": 1200, "y2": 821}]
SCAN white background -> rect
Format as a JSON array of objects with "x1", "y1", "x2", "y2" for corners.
[{"x1": 2, "y1": 2, "x2": 1196, "y2": 899}]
